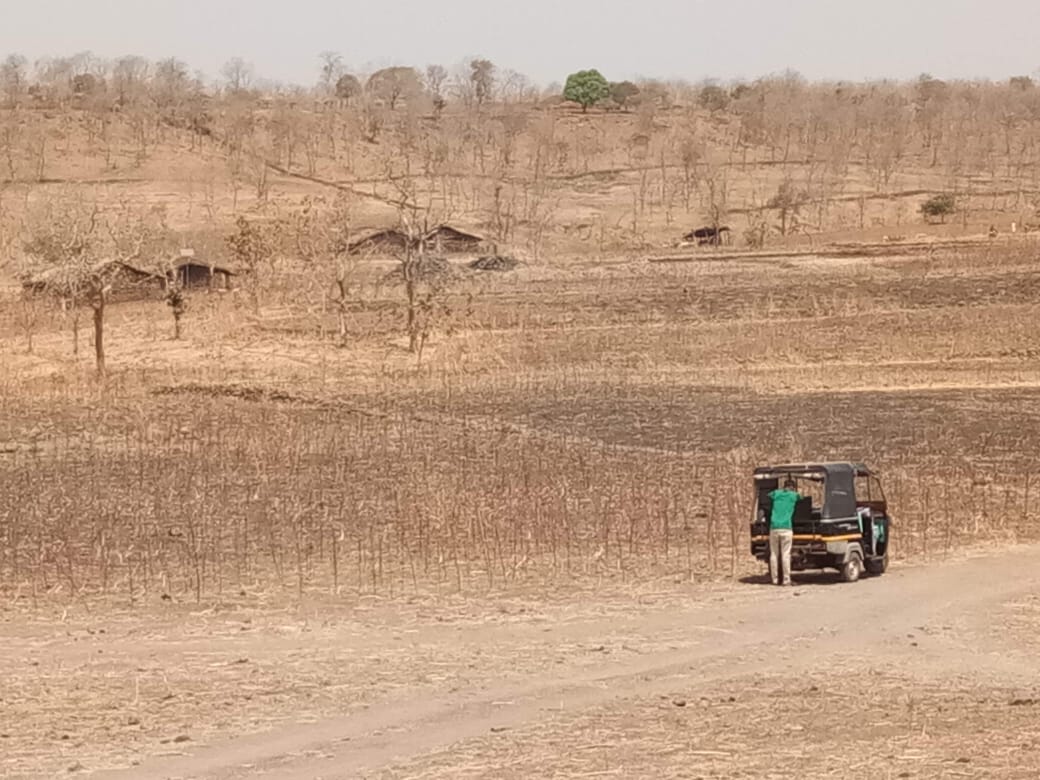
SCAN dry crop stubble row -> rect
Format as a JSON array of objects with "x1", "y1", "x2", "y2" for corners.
[
  {"x1": 0, "y1": 389, "x2": 759, "y2": 607},
  {"x1": 3, "y1": 376, "x2": 1038, "y2": 608},
  {"x1": 248, "y1": 246, "x2": 1040, "y2": 349},
  {"x1": 4, "y1": 244, "x2": 1040, "y2": 607}
]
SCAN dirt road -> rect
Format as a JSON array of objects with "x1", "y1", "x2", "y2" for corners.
[{"x1": 83, "y1": 545, "x2": 1040, "y2": 780}]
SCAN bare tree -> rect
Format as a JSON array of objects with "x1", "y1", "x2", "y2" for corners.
[
  {"x1": 499, "y1": 69, "x2": 533, "y2": 104},
  {"x1": 287, "y1": 193, "x2": 357, "y2": 345},
  {"x1": 0, "y1": 109, "x2": 22, "y2": 181},
  {"x1": 225, "y1": 214, "x2": 278, "y2": 314},
  {"x1": 334, "y1": 73, "x2": 362, "y2": 102},
  {"x1": 768, "y1": 179, "x2": 809, "y2": 236},
  {"x1": 1, "y1": 54, "x2": 28, "y2": 108},
  {"x1": 470, "y1": 59, "x2": 495, "y2": 106},
  {"x1": 222, "y1": 57, "x2": 255, "y2": 94},
  {"x1": 318, "y1": 51, "x2": 343, "y2": 95},
  {"x1": 449, "y1": 64, "x2": 477, "y2": 107},
  {"x1": 425, "y1": 65, "x2": 448, "y2": 114},
  {"x1": 382, "y1": 173, "x2": 464, "y2": 359},
  {"x1": 161, "y1": 280, "x2": 186, "y2": 340},
  {"x1": 21, "y1": 195, "x2": 172, "y2": 374},
  {"x1": 701, "y1": 164, "x2": 730, "y2": 241},
  {"x1": 366, "y1": 67, "x2": 423, "y2": 110},
  {"x1": 33, "y1": 56, "x2": 75, "y2": 107},
  {"x1": 152, "y1": 57, "x2": 192, "y2": 121},
  {"x1": 112, "y1": 55, "x2": 149, "y2": 107}
]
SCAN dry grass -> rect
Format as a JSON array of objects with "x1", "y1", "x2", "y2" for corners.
[
  {"x1": 379, "y1": 671, "x2": 1040, "y2": 779},
  {"x1": 2, "y1": 70, "x2": 1040, "y2": 779},
  {"x1": 3, "y1": 241, "x2": 1040, "y2": 608}
]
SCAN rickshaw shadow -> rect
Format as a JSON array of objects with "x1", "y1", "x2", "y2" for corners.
[{"x1": 740, "y1": 571, "x2": 848, "y2": 587}]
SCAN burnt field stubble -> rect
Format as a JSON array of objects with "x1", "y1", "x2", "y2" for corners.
[{"x1": 3, "y1": 246, "x2": 1040, "y2": 608}]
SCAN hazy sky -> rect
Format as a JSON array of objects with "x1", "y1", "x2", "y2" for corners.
[{"x1": 3, "y1": 0, "x2": 1040, "y2": 87}]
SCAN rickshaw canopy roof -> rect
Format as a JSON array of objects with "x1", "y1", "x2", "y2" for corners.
[{"x1": 754, "y1": 462, "x2": 874, "y2": 520}]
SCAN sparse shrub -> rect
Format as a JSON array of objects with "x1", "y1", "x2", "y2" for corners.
[
  {"x1": 744, "y1": 213, "x2": 769, "y2": 248},
  {"x1": 768, "y1": 180, "x2": 810, "y2": 235},
  {"x1": 920, "y1": 193, "x2": 956, "y2": 223},
  {"x1": 698, "y1": 84, "x2": 730, "y2": 113},
  {"x1": 334, "y1": 73, "x2": 361, "y2": 101},
  {"x1": 165, "y1": 283, "x2": 187, "y2": 339},
  {"x1": 609, "y1": 81, "x2": 640, "y2": 111},
  {"x1": 366, "y1": 66, "x2": 422, "y2": 110},
  {"x1": 470, "y1": 59, "x2": 496, "y2": 105}
]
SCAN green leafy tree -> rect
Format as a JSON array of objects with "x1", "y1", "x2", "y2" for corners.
[
  {"x1": 920, "y1": 193, "x2": 955, "y2": 224},
  {"x1": 563, "y1": 69, "x2": 610, "y2": 112}
]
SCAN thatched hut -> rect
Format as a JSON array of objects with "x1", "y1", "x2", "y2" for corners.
[
  {"x1": 347, "y1": 229, "x2": 411, "y2": 256},
  {"x1": 22, "y1": 260, "x2": 165, "y2": 302},
  {"x1": 347, "y1": 225, "x2": 486, "y2": 257},
  {"x1": 424, "y1": 225, "x2": 485, "y2": 254}
]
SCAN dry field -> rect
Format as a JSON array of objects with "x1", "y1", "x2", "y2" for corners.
[
  {"x1": 2, "y1": 73, "x2": 1040, "y2": 778},
  {"x1": 3, "y1": 232, "x2": 1040, "y2": 778}
]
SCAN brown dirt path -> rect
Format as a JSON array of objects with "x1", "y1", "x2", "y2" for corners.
[{"x1": 88, "y1": 544, "x2": 1040, "y2": 780}]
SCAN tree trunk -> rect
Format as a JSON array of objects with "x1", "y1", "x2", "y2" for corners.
[
  {"x1": 92, "y1": 292, "x2": 105, "y2": 376},
  {"x1": 71, "y1": 308, "x2": 80, "y2": 357},
  {"x1": 406, "y1": 273, "x2": 418, "y2": 353},
  {"x1": 336, "y1": 278, "x2": 348, "y2": 346},
  {"x1": 173, "y1": 312, "x2": 182, "y2": 340}
]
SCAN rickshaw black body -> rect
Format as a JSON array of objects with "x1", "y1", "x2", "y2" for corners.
[{"x1": 750, "y1": 462, "x2": 891, "y2": 582}]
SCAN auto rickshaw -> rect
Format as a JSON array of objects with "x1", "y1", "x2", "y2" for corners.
[{"x1": 750, "y1": 462, "x2": 891, "y2": 582}]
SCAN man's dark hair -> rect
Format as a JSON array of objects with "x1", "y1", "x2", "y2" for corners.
[{"x1": 783, "y1": 478, "x2": 797, "y2": 490}]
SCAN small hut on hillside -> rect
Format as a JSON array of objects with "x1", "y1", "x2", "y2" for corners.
[
  {"x1": 347, "y1": 229, "x2": 411, "y2": 256},
  {"x1": 424, "y1": 225, "x2": 485, "y2": 254},
  {"x1": 346, "y1": 225, "x2": 486, "y2": 257},
  {"x1": 169, "y1": 249, "x2": 236, "y2": 291},
  {"x1": 22, "y1": 260, "x2": 166, "y2": 302}
]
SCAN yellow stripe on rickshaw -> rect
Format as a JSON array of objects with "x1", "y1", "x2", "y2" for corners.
[{"x1": 752, "y1": 534, "x2": 863, "y2": 543}]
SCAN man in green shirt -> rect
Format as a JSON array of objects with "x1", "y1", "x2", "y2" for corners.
[{"x1": 768, "y1": 479, "x2": 799, "y2": 586}]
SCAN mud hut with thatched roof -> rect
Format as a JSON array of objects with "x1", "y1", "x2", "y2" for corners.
[
  {"x1": 22, "y1": 260, "x2": 165, "y2": 302},
  {"x1": 424, "y1": 225, "x2": 485, "y2": 254},
  {"x1": 168, "y1": 249, "x2": 236, "y2": 291},
  {"x1": 346, "y1": 229, "x2": 412, "y2": 256},
  {"x1": 347, "y1": 225, "x2": 486, "y2": 257}
]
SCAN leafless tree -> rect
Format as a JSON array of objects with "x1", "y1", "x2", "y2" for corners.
[
  {"x1": 470, "y1": 59, "x2": 495, "y2": 106},
  {"x1": 383, "y1": 174, "x2": 465, "y2": 359},
  {"x1": 768, "y1": 179, "x2": 809, "y2": 236},
  {"x1": 0, "y1": 109, "x2": 22, "y2": 180},
  {"x1": 425, "y1": 65, "x2": 448, "y2": 114},
  {"x1": 286, "y1": 193, "x2": 357, "y2": 345},
  {"x1": 318, "y1": 51, "x2": 343, "y2": 94},
  {"x1": 152, "y1": 57, "x2": 192, "y2": 122},
  {"x1": 21, "y1": 194, "x2": 173, "y2": 374},
  {"x1": 499, "y1": 69, "x2": 533, "y2": 104},
  {"x1": 164, "y1": 280, "x2": 188, "y2": 340},
  {"x1": 112, "y1": 55, "x2": 149, "y2": 107},
  {"x1": 222, "y1": 57, "x2": 255, "y2": 94},
  {"x1": 366, "y1": 67, "x2": 423, "y2": 110},
  {"x1": 225, "y1": 213, "x2": 278, "y2": 314},
  {"x1": 1, "y1": 54, "x2": 28, "y2": 108},
  {"x1": 335, "y1": 73, "x2": 362, "y2": 102}
]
